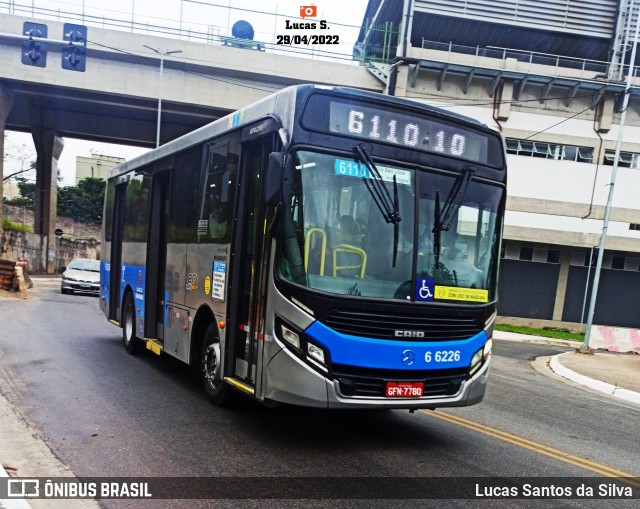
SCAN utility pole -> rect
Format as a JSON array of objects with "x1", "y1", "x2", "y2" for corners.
[
  {"x1": 143, "y1": 45, "x2": 182, "y2": 148},
  {"x1": 583, "y1": 1, "x2": 640, "y2": 349}
]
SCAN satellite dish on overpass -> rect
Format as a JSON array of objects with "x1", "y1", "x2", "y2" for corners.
[{"x1": 232, "y1": 20, "x2": 254, "y2": 40}]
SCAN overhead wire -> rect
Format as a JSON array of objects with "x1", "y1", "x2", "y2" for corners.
[{"x1": 88, "y1": 39, "x2": 282, "y2": 94}]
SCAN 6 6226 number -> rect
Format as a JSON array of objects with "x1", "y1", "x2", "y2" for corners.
[{"x1": 425, "y1": 350, "x2": 461, "y2": 363}]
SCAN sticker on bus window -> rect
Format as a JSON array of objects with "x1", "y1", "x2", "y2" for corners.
[
  {"x1": 334, "y1": 159, "x2": 411, "y2": 186},
  {"x1": 434, "y1": 285, "x2": 488, "y2": 303},
  {"x1": 197, "y1": 220, "x2": 208, "y2": 236},
  {"x1": 212, "y1": 261, "x2": 227, "y2": 301},
  {"x1": 415, "y1": 278, "x2": 435, "y2": 301}
]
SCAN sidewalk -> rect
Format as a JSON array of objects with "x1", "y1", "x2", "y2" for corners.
[{"x1": 495, "y1": 330, "x2": 640, "y2": 405}]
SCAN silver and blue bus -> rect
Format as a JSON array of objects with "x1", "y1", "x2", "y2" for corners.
[{"x1": 100, "y1": 84, "x2": 506, "y2": 409}]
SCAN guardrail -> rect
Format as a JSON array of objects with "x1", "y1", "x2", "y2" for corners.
[{"x1": 420, "y1": 39, "x2": 640, "y2": 79}]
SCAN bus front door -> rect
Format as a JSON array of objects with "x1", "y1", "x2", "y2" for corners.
[{"x1": 230, "y1": 137, "x2": 274, "y2": 389}]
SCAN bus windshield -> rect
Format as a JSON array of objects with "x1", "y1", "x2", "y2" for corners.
[{"x1": 278, "y1": 150, "x2": 504, "y2": 303}]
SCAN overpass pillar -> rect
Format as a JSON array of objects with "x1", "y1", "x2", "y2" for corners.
[
  {"x1": 0, "y1": 83, "x2": 15, "y2": 210},
  {"x1": 32, "y1": 129, "x2": 64, "y2": 274}
]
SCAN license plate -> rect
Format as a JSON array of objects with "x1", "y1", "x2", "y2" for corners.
[{"x1": 385, "y1": 381, "x2": 424, "y2": 398}]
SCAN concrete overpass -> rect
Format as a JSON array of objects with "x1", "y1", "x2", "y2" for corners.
[{"x1": 0, "y1": 13, "x2": 381, "y2": 269}]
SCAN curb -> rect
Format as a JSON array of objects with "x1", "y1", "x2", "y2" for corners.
[
  {"x1": 0, "y1": 465, "x2": 32, "y2": 509},
  {"x1": 493, "y1": 331, "x2": 578, "y2": 348},
  {"x1": 550, "y1": 352, "x2": 640, "y2": 405}
]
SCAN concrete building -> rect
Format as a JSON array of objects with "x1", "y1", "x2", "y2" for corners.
[
  {"x1": 358, "y1": 0, "x2": 640, "y2": 329},
  {"x1": 75, "y1": 153, "x2": 124, "y2": 185},
  {"x1": 2, "y1": 178, "x2": 19, "y2": 200}
]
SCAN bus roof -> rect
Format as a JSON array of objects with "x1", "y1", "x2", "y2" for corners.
[{"x1": 107, "y1": 84, "x2": 498, "y2": 180}]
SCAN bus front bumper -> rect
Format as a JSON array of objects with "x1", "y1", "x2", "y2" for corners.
[{"x1": 262, "y1": 342, "x2": 490, "y2": 409}]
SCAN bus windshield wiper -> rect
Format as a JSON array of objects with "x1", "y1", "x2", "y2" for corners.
[
  {"x1": 354, "y1": 144, "x2": 402, "y2": 266},
  {"x1": 435, "y1": 166, "x2": 476, "y2": 233}
]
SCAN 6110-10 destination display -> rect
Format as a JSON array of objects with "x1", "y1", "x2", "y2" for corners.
[
  {"x1": 300, "y1": 92, "x2": 503, "y2": 167},
  {"x1": 329, "y1": 99, "x2": 489, "y2": 162}
]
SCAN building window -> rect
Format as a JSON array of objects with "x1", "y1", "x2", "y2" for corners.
[
  {"x1": 504, "y1": 243, "x2": 561, "y2": 264},
  {"x1": 547, "y1": 249, "x2": 560, "y2": 264},
  {"x1": 519, "y1": 246, "x2": 534, "y2": 261},
  {"x1": 604, "y1": 150, "x2": 640, "y2": 169},
  {"x1": 611, "y1": 255, "x2": 626, "y2": 270},
  {"x1": 505, "y1": 138, "x2": 593, "y2": 163}
]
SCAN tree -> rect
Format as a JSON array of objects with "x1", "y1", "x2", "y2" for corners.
[
  {"x1": 57, "y1": 184, "x2": 81, "y2": 218},
  {"x1": 2, "y1": 137, "x2": 36, "y2": 182},
  {"x1": 76, "y1": 177, "x2": 105, "y2": 223},
  {"x1": 5, "y1": 177, "x2": 36, "y2": 208},
  {"x1": 57, "y1": 177, "x2": 105, "y2": 224}
]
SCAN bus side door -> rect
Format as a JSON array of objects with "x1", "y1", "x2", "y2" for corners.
[
  {"x1": 109, "y1": 183, "x2": 127, "y2": 322},
  {"x1": 228, "y1": 134, "x2": 277, "y2": 389},
  {"x1": 145, "y1": 170, "x2": 171, "y2": 342}
]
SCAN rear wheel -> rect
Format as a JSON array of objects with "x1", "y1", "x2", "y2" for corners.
[
  {"x1": 122, "y1": 292, "x2": 143, "y2": 355},
  {"x1": 200, "y1": 323, "x2": 231, "y2": 406}
]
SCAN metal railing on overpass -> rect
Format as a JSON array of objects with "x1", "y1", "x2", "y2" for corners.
[{"x1": 421, "y1": 38, "x2": 640, "y2": 80}]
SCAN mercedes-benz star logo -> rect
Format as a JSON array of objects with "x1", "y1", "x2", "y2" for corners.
[{"x1": 401, "y1": 349, "x2": 415, "y2": 366}]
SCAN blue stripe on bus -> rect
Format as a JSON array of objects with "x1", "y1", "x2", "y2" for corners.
[
  {"x1": 100, "y1": 261, "x2": 110, "y2": 303},
  {"x1": 305, "y1": 320, "x2": 488, "y2": 371}
]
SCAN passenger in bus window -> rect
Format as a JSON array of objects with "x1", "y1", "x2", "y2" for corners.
[
  {"x1": 442, "y1": 247, "x2": 483, "y2": 288},
  {"x1": 209, "y1": 205, "x2": 228, "y2": 239},
  {"x1": 336, "y1": 214, "x2": 361, "y2": 245}
]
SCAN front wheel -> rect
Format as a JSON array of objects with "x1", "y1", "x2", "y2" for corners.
[
  {"x1": 200, "y1": 323, "x2": 231, "y2": 406},
  {"x1": 122, "y1": 292, "x2": 143, "y2": 355}
]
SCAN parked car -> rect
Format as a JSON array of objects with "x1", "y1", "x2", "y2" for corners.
[{"x1": 61, "y1": 259, "x2": 100, "y2": 295}]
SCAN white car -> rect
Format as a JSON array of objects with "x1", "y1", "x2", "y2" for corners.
[{"x1": 61, "y1": 259, "x2": 100, "y2": 295}]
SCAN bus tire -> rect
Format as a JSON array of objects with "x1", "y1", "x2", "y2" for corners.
[
  {"x1": 122, "y1": 292, "x2": 143, "y2": 355},
  {"x1": 200, "y1": 323, "x2": 230, "y2": 406}
]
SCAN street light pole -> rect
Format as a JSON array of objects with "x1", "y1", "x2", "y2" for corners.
[
  {"x1": 143, "y1": 45, "x2": 182, "y2": 148},
  {"x1": 583, "y1": 1, "x2": 640, "y2": 349}
]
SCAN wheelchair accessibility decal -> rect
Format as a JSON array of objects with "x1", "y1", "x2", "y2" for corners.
[{"x1": 415, "y1": 278, "x2": 435, "y2": 301}]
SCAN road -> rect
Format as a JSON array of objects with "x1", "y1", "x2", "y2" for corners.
[{"x1": 0, "y1": 279, "x2": 638, "y2": 508}]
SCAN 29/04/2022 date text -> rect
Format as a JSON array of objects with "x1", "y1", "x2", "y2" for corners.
[{"x1": 276, "y1": 35, "x2": 339, "y2": 45}]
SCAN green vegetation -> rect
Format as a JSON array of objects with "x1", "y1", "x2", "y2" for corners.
[
  {"x1": 5, "y1": 177, "x2": 105, "y2": 225},
  {"x1": 495, "y1": 324, "x2": 584, "y2": 342},
  {"x1": 57, "y1": 177, "x2": 105, "y2": 224},
  {"x1": 2, "y1": 218, "x2": 34, "y2": 233}
]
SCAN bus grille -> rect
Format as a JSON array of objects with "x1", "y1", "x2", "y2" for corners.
[
  {"x1": 320, "y1": 310, "x2": 481, "y2": 341},
  {"x1": 332, "y1": 365, "x2": 468, "y2": 398}
]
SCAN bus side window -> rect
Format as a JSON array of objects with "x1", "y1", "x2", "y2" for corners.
[
  {"x1": 199, "y1": 142, "x2": 238, "y2": 244},
  {"x1": 169, "y1": 147, "x2": 201, "y2": 244}
]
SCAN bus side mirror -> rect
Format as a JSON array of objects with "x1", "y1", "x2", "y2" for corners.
[{"x1": 265, "y1": 152, "x2": 284, "y2": 206}]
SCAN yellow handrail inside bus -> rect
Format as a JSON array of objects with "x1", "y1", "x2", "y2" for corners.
[
  {"x1": 304, "y1": 228, "x2": 327, "y2": 275},
  {"x1": 333, "y1": 244, "x2": 367, "y2": 278}
]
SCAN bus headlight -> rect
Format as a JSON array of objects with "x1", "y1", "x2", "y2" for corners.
[
  {"x1": 280, "y1": 324, "x2": 301, "y2": 349},
  {"x1": 306, "y1": 342, "x2": 329, "y2": 373},
  {"x1": 469, "y1": 348, "x2": 483, "y2": 374},
  {"x1": 483, "y1": 338, "x2": 493, "y2": 358},
  {"x1": 469, "y1": 338, "x2": 492, "y2": 376},
  {"x1": 307, "y1": 343, "x2": 325, "y2": 364},
  {"x1": 275, "y1": 317, "x2": 330, "y2": 374}
]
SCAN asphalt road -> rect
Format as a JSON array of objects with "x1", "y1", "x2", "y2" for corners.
[{"x1": 0, "y1": 280, "x2": 638, "y2": 508}]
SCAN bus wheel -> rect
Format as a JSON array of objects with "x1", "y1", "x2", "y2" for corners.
[
  {"x1": 122, "y1": 293, "x2": 143, "y2": 355},
  {"x1": 200, "y1": 323, "x2": 230, "y2": 405}
]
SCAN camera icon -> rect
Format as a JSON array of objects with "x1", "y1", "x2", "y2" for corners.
[{"x1": 300, "y1": 4, "x2": 317, "y2": 18}]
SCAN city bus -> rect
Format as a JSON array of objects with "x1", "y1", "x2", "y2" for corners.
[{"x1": 100, "y1": 84, "x2": 506, "y2": 409}]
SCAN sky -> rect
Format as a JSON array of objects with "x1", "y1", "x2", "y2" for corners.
[{"x1": 3, "y1": 0, "x2": 370, "y2": 186}]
